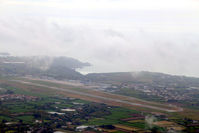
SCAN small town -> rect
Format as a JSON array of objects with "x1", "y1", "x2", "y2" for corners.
[
  {"x1": 101, "y1": 82, "x2": 199, "y2": 109},
  {"x1": 0, "y1": 94, "x2": 38, "y2": 101}
]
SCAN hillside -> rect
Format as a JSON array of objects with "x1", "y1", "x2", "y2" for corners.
[
  {"x1": 1, "y1": 55, "x2": 199, "y2": 88},
  {"x1": 86, "y1": 71, "x2": 199, "y2": 87},
  {"x1": 0, "y1": 56, "x2": 90, "y2": 80}
]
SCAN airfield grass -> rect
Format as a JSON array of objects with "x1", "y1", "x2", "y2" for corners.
[
  {"x1": 19, "y1": 78, "x2": 86, "y2": 92},
  {"x1": 112, "y1": 131, "x2": 126, "y2": 133}
]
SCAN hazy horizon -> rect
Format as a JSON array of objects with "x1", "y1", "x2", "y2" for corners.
[{"x1": 0, "y1": 0, "x2": 199, "y2": 77}]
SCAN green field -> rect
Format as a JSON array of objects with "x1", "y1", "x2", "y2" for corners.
[{"x1": 0, "y1": 78, "x2": 198, "y2": 132}]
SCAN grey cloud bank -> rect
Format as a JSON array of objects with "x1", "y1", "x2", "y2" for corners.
[{"x1": 0, "y1": 0, "x2": 199, "y2": 77}]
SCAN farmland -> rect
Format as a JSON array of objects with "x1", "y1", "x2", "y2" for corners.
[{"x1": 0, "y1": 77, "x2": 199, "y2": 132}]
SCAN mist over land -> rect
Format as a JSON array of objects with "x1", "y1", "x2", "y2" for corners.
[{"x1": 0, "y1": 0, "x2": 199, "y2": 77}]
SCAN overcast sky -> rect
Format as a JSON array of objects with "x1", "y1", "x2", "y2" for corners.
[{"x1": 0, "y1": 0, "x2": 199, "y2": 76}]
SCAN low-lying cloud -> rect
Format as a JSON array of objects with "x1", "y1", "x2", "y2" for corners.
[{"x1": 0, "y1": 0, "x2": 199, "y2": 77}]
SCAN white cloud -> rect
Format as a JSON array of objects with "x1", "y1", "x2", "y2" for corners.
[
  {"x1": 0, "y1": 0, "x2": 199, "y2": 77},
  {"x1": 3, "y1": 0, "x2": 199, "y2": 10}
]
